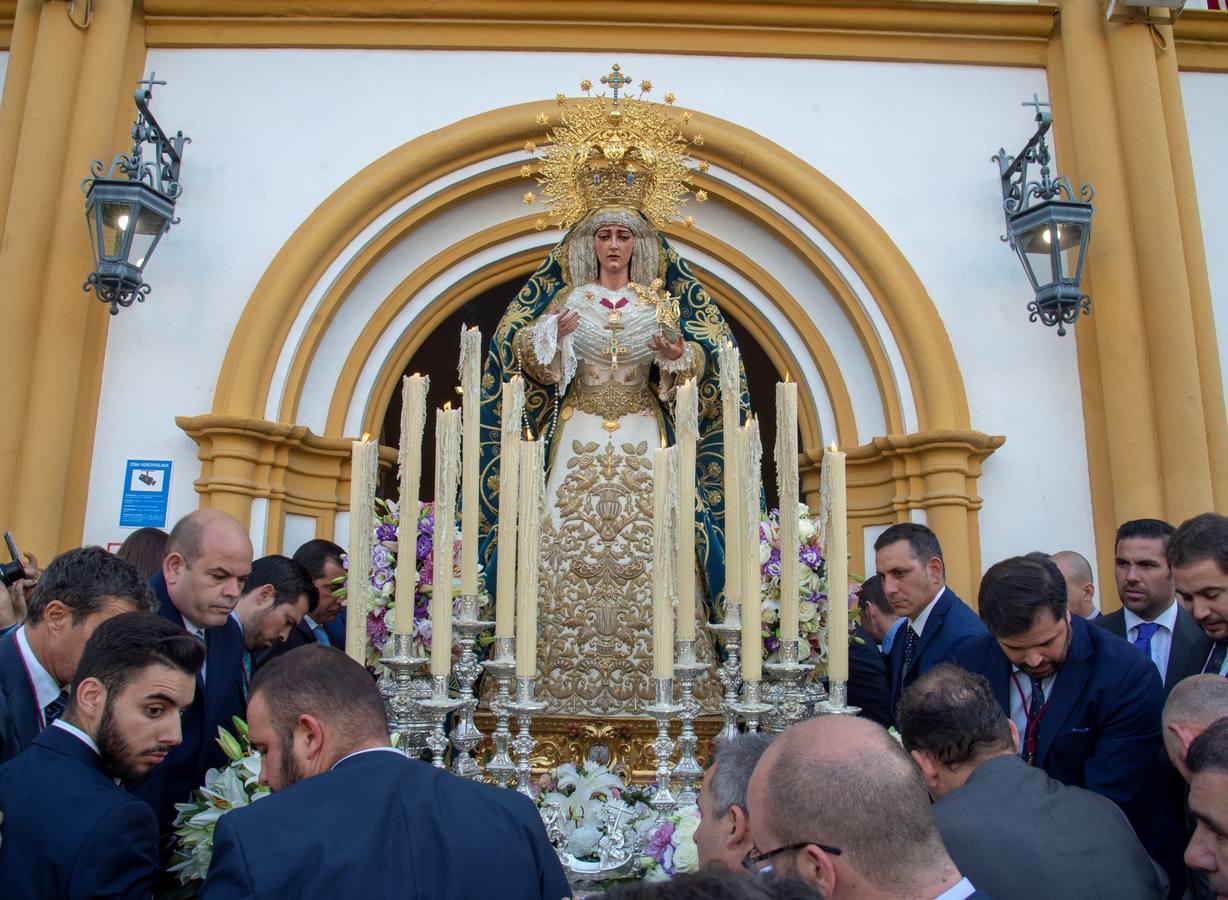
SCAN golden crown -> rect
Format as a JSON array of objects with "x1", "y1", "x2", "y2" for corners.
[{"x1": 522, "y1": 64, "x2": 710, "y2": 230}]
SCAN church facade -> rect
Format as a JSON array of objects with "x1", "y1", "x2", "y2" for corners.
[{"x1": 0, "y1": 0, "x2": 1224, "y2": 608}]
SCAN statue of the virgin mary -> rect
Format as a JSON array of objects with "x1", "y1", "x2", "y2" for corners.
[{"x1": 478, "y1": 67, "x2": 750, "y2": 716}]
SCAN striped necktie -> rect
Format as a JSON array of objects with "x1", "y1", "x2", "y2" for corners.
[
  {"x1": 1205, "y1": 642, "x2": 1228, "y2": 675},
  {"x1": 43, "y1": 689, "x2": 69, "y2": 726}
]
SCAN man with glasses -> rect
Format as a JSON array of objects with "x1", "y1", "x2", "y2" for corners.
[
  {"x1": 744, "y1": 715, "x2": 984, "y2": 898},
  {"x1": 955, "y1": 554, "x2": 1180, "y2": 895}
]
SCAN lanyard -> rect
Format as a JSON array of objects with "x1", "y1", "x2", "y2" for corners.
[{"x1": 1011, "y1": 671, "x2": 1052, "y2": 766}]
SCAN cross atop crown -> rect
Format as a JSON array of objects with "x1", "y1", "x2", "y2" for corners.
[{"x1": 601, "y1": 64, "x2": 632, "y2": 102}]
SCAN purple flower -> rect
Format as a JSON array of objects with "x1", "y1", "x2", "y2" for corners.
[
  {"x1": 661, "y1": 844, "x2": 676, "y2": 876},
  {"x1": 419, "y1": 513, "x2": 434, "y2": 536},
  {"x1": 416, "y1": 534, "x2": 432, "y2": 561},
  {"x1": 371, "y1": 545, "x2": 392, "y2": 571},
  {"x1": 376, "y1": 523, "x2": 397, "y2": 543},
  {"x1": 647, "y1": 821, "x2": 675, "y2": 861},
  {"x1": 366, "y1": 610, "x2": 389, "y2": 649},
  {"x1": 372, "y1": 566, "x2": 393, "y2": 590},
  {"x1": 763, "y1": 559, "x2": 781, "y2": 579},
  {"x1": 808, "y1": 591, "x2": 826, "y2": 607},
  {"x1": 799, "y1": 546, "x2": 821, "y2": 571},
  {"x1": 765, "y1": 635, "x2": 781, "y2": 653}
]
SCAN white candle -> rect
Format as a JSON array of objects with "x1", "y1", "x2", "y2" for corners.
[
  {"x1": 719, "y1": 342, "x2": 742, "y2": 622},
  {"x1": 495, "y1": 377, "x2": 524, "y2": 640},
  {"x1": 653, "y1": 445, "x2": 677, "y2": 679},
  {"x1": 741, "y1": 418, "x2": 763, "y2": 682},
  {"x1": 458, "y1": 326, "x2": 482, "y2": 597},
  {"x1": 776, "y1": 381, "x2": 800, "y2": 647},
  {"x1": 515, "y1": 439, "x2": 545, "y2": 679},
  {"x1": 393, "y1": 374, "x2": 429, "y2": 635},
  {"x1": 825, "y1": 442, "x2": 849, "y2": 682},
  {"x1": 675, "y1": 378, "x2": 698, "y2": 642},
  {"x1": 430, "y1": 407, "x2": 461, "y2": 678},
  {"x1": 345, "y1": 437, "x2": 378, "y2": 665}
]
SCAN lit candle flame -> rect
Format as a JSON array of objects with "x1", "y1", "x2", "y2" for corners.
[
  {"x1": 361, "y1": 432, "x2": 372, "y2": 442},
  {"x1": 444, "y1": 402, "x2": 452, "y2": 411},
  {"x1": 829, "y1": 441, "x2": 838, "y2": 453},
  {"x1": 524, "y1": 426, "x2": 534, "y2": 441}
]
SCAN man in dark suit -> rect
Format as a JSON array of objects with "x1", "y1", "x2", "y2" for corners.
[
  {"x1": 1096, "y1": 519, "x2": 1211, "y2": 694},
  {"x1": 292, "y1": 539, "x2": 348, "y2": 649},
  {"x1": 130, "y1": 509, "x2": 253, "y2": 833},
  {"x1": 898, "y1": 663, "x2": 1167, "y2": 899},
  {"x1": 955, "y1": 554, "x2": 1180, "y2": 891},
  {"x1": 1184, "y1": 717, "x2": 1228, "y2": 900},
  {"x1": 874, "y1": 523, "x2": 986, "y2": 718},
  {"x1": 0, "y1": 546, "x2": 155, "y2": 764},
  {"x1": 0, "y1": 612, "x2": 203, "y2": 898},
  {"x1": 1169, "y1": 513, "x2": 1228, "y2": 677},
  {"x1": 236, "y1": 555, "x2": 316, "y2": 685},
  {"x1": 202, "y1": 645, "x2": 569, "y2": 899},
  {"x1": 745, "y1": 714, "x2": 987, "y2": 898}
]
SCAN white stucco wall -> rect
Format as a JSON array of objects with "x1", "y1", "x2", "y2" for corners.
[
  {"x1": 83, "y1": 50, "x2": 1095, "y2": 577},
  {"x1": 1182, "y1": 71, "x2": 1228, "y2": 424}
]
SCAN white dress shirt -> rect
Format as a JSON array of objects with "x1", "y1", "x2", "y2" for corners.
[
  {"x1": 934, "y1": 877, "x2": 977, "y2": 900},
  {"x1": 1123, "y1": 602, "x2": 1178, "y2": 684},
  {"x1": 1009, "y1": 665, "x2": 1058, "y2": 751},
  {"x1": 51, "y1": 718, "x2": 100, "y2": 755},
  {"x1": 14, "y1": 625, "x2": 64, "y2": 724},
  {"x1": 331, "y1": 746, "x2": 405, "y2": 770},
  {"x1": 908, "y1": 586, "x2": 948, "y2": 642}
]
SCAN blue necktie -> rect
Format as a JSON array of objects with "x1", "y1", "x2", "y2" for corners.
[
  {"x1": 241, "y1": 651, "x2": 251, "y2": 700},
  {"x1": 1206, "y1": 641, "x2": 1227, "y2": 675},
  {"x1": 1133, "y1": 622, "x2": 1159, "y2": 659},
  {"x1": 42, "y1": 689, "x2": 68, "y2": 726},
  {"x1": 313, "y1": 625, "x2": 331, "y2": 647}
]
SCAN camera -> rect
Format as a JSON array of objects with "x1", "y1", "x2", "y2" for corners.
[{"x1": 1, "y1": 532, "x2": 25, "y2": 588}]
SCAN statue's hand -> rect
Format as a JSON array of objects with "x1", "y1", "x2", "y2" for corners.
[
  {"x1": 649, "y1": 333, "x2": 685, "y2": 361},
  {"x1": 556, "y1": 310, "x2": 581, "y2": 338}
]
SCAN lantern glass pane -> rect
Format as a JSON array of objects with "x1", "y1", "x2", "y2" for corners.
[
  {"x1": 1023, "y1": 229, "x2": 1056, "y2": 287},
  {"x1": 1059, "y1": 222, "x2": 1085, "y2": 280},
  {"x1": 129, "y1": 207, "x2": 166, "y2": 269},
  {"x1": 100, "y1": 202, "x2": 131, "y2": 260}
]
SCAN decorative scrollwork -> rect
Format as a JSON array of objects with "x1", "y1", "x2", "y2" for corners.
[
  {"x1": 83, "y1": 273, "x2": 151, "y2": 316},
  {"x1": 1027, "y1": 294, "x2": 1091, "y2": 337}
]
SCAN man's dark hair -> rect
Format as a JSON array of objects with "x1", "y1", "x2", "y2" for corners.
[
  {"x1": 1187, "y1": 716, "x2": 1228, "y2": 777},
  {"x1": 26, "y1": 546, "x2": 156, "y2": 625},
  {"x1": 874, "y1": 523, "x2": 944, "y2": 566},
  {"x1": 250, "y1": 645, "x2": 386, "y2": 752},
  {"x1": 1168, "y1": 513, "x2": 1228, "y2": 575},
  {"x1": 67, "y1": 612, "x2": 205, "y2": 713},
  {"x1": 600, "y1": 869, "x2": 822, "y2": 900},
  {"x1": 292, "y1": 539, "x2": 345, "y2": 583},
  {"x1": 115, "y1": 527, "x2": 168, "y2": 580},
  {"x1": 897, "y1": 664, "x2": 1014, "y2": 766},
  {"x1": 977, "y1": 555, "x2": 1067, "y2": 637},
  {"x1": 243, "y1": 555, "x2": 319, "y2": 614},
  {"x1": 1116, "y1": 518, "x2": 1175, "y2": 549},
  {"x1": 857, "y1": 575, "x2": 892, "y2": 616}
]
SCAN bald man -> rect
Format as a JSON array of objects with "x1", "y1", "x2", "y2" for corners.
[
  {"x1": 745, "y1": 715, "x2": 985, "y2": 899},
  {"x1": 1163, "y1": 675, "x2": 1228, "y2": 782},
  {"x1": 1052, "y1": 551, "x2": 1097, "y2": 620},
  {"x1": 131, "y1": 509, "x2": 254, "y2": 833}
]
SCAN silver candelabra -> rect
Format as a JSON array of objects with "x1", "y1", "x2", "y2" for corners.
[
  {"x1": 816, "y1": 678, "x2": 861, "y2": 716},
  {"x1": 732, "y1": 678, "x2": 773, "y2": 733},
  {"x1": 671, "y1": 638, "x2": 706, "y2": 805},
  {"x1": 481, "y1": 636, "x2": 517, "y2": 786},
  {"x1": 644, "y1": 677, "x2": 681, "y2": 813},
  {"x1": 418, "y1": 674, "x2": 463, "y2": 768},
  {"x1": 378, "y1": 633, "x2": 432, "y2": 756},
  {"x1": 506, "y1": 675, "x2": 546, "y2": 797},
  {"x1": 764, "y1": 639, "x2": 811, "y2": 732},
  {"x1": 708, "y1": 601, "x2": 743, "y2": 742},
  {"x1": 449, "y1": 594, "x2": 493, "y2": 779}
]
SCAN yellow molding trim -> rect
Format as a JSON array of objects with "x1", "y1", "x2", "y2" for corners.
[
  {"x1": 0, "y1": 1, "x2": 14, "y2": 50},
  {"x1": 216, "y1": 101, "x2": 968, "y2": 442},
  {"x1": 143, "y1": 1, "x2": 1054, "y2": 67},
  {"x1": 1175, "y1": 10, "x2": 1228, "y2": 73}
]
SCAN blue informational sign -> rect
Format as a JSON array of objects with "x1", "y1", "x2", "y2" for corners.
[{"x1": 120, "y1": 459, "x2": 173, "y2": 528}]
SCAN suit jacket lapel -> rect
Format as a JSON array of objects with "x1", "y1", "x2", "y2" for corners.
[
  {"x1": 1037, "y1": 617, "x2": 1092, "y2": 765},
  {"x1": 0, "y1": 637, "x2": 39, "y2": 745},
  {"x1": 912, "y1": 590, "x2": 951, "y2": 673},
  {"x1": 1168, "y1": 607, "x2": 1208, "y2": 684},
  {"x1": 987, "y1": 645, "x2": 1011, "y2": 713}
]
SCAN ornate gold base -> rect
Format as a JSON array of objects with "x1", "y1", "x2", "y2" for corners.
[{"x1": 474, "y1": 712, "x2": 723, "y2": 784}]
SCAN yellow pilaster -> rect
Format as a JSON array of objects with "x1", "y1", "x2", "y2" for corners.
[
  {"x1": 1106, "y1": 18, "x2": 1215, "y2": 519},
  {"x1": 0, "y1": 0, "x2": 43, "y2": 238},
  {"x1": 0, "y1": 0, "x2": 140, "y2": 559}
]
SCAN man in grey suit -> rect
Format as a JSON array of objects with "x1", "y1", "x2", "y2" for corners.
[
  {"x1": 897, "y1": 664, "x2": 1167, "y2": 900},
  {"x1": 1096, "y1": 519, "x2": 1211, "y2": 694}
]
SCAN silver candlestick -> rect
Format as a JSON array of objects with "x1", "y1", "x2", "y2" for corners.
[
  {"x1": 708, "y1": 602, "x2": 743, "y2": 742},
  {"x1": 450, "y1": 594, "x2": 494, "y2": 779},
  {"x1": 506, "y1": 675, "x2": 546, "y2": 798},
  {"x1": 816, "y1": 678, "x2": 861, "y2": 716},
  {"x1": 419, "y1": 674, "x2": 462, "y2": 769},
  {"x1": 732, "y1": 678, "x2": 773, "y2": 733},
  {"x1": 764, "y1": 639, "x2": 811, "y2": 732},
  {"x1": 378, "y1": 633, "x2": 432, "y2": 756},
  {"x1": 644, "y1": 677, "x2": 681, "y2": 813},
  {"x1": 672, "y1": 638, "x2": 706, "y2": 805},
  {"x1": 481, "y1": 636, "x2": 517, "y2": 786}
]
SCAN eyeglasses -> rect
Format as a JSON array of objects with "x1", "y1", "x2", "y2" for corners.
[{"x1": 742, "y1": 841, "x2": 843, "y2": 873}]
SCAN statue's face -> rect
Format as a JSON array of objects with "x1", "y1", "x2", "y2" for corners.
[{"x1": 593, "y1": 224, "x2": 634, "y2": 279}]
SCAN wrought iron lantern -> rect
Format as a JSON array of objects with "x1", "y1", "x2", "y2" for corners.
[
  {"x1": 994, "y1": 96, "x2": 1095, "y2": 336},
  {"x1": 82, "y1": 75, "x2": 187, "y2": 315}
]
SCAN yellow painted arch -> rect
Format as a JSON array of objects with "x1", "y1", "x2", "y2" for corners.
[{"x1": 214, "y1": 101, "x2": 969, "y2": 436}]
